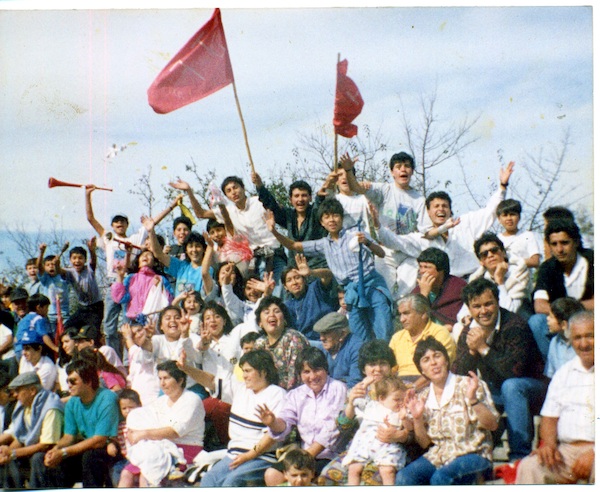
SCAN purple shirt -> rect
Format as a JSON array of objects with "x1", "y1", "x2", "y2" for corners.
[{"x1": 270, "y1": 376, "x2": 347, "y2": 459}]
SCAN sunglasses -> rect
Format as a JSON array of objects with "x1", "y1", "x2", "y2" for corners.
[{"x1": 478, "y1": 246, "x2": 501, "y2": 259}]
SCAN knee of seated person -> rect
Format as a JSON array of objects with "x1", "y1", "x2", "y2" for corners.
[{"x1": 500, "y1": 378, "x2": 524, "y2": 397}]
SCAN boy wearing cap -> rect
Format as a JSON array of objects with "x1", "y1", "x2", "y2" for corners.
[
  {"x1": 0, "y1": 372, "x2": 64, "y2": 489},
  {"x1": 14, "y1": 293, "x2": 58, "y2": 361},
  {"x1": 18, "y1": 333, "x2": 57, "y2": 391},
  {"x1": 85, "y1": 185, "x2": 181, "y2": 356}
]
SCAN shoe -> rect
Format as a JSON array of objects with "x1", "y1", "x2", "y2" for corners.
[{"x1": 494, "y1": 459, "x2": 521, "y2": 484}]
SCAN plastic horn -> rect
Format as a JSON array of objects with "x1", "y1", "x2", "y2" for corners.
[{"x1": 48, "y1": 177, "x2": 113, "y2": 192}]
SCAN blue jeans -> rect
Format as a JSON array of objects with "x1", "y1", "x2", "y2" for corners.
[
  {"x1": 347, "y1": 288, "x2": 393, "y2": 342},
  {"x1": 528, "y1": 313, "x2": 552, "y2": 361},
  {"x1": 255, "y1": 248, "x2": 287, "y2": 298},
  {"x1": 200, "y1": 455, "x2": 270, "y2": 487},
  {"x1": 490, "y1": 377, "x2": 548, "y2": 461},
  {"x1": 104, "y1": 287, "x2": 125, "y2": 357},
  {"x1": 395, "y1": 454, "x2": 492, "y2": 485}
]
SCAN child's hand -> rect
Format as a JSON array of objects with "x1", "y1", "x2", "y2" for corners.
[
  {"x1": 169, "y1": 179, "x2": 191, "y2": 191},
  {"x1": 294, "y1": 254, "x2": 311, "y2": 277},
  {"x1": 203, "y1": 231, "x2": 214, "y2": 249},
  {"x1": 140, "y1": 215, "x2": 155, "y2": 232},
  {"x1": 263, "y1": 271, "x2": 275, "y2": 297},
  {"x1": 356, "y1": 232, "x2": 368, "y2": 244},
  {"x1": 251, "y1": 171, "x2": 263, "y2": 189},
  {"x1": 107, "y1": 442, "x2": 118, "y2": 457},
  {"x1": 218, "y1": 263, "x2": 234, "y2": 286},
  {"x1": 39, "y1": 243, "x2": 47, "y2": 252},
  {"x1": 87, "y1": 236, "x2": 96, "y2": 250},
  {"x1": 338, "y1": 152, "x2": 357, "y2": 171},
  {"x1": 499, "y1": 161, "x2": 515, "y2": 187}
]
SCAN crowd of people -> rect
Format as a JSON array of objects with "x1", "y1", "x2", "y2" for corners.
[{"x1": 0, "y1": 150, "x2": 594, "y2": 487}]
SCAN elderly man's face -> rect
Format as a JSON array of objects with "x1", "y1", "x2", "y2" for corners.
[
  {"x1": 319, "y1": 330, "x2": 345, "y2": 354},
  {"x1": 571, "y1": 318, "x2": 594, "y2": 369},
  {"x1": 13, "y1": 385, "x2": 36, "y2": 408},
  {"x1": 398, "y1": 301, "x2": 428, "y2": 335}
]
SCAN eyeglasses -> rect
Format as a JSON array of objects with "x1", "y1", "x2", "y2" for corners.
[
  {"x1": 67, "y1": 377, "x2": 80, "y2": 385},
  {"x1": 478, "y1": 246, "x2": 501, "y2": 259}
]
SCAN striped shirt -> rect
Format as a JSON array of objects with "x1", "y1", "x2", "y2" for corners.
[
  {"x1": 303, "y1": 228, "x2": 376, "y2": 285},
  {"x1": 227, "y1": 382, "x2": 287, "y2": 462}
]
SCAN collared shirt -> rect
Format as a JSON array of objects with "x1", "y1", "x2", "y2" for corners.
[
  {"x1": 213, "y1": 196, "x2": 279, "y2": 249},
  {"x1": 390, "y1": 319, "x2": 456, "y2": 377},
  {"x1": 303, "y1": 228, "x2": 376, "y2": 285},
  {"x1": 422, "y1": 372, "x2": 499, "y2": 467},
  {"x1": 544, "y1": 334, "x2": 576, "y2": 378},
  {"x1": 377, "y1": 188, "x2": 506, "y2": 278},
  {"x1": 534, "y1": 253, "x2": 589, "y2": 301},
  {"x1": 269, "y1": 376, "x2": 347, "y2": 460},
  {"x1": 541, "y1": 356, "x2": 594, "y2": 443}
]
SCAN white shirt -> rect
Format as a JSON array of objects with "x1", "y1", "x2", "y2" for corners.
[
  {"x1": 377, "y1": 188, "x2": 506, "y2": 278},
  {"x1": 19, "y1": 355, "x2": 57, "y2": 391},
  {"x1": 213, "y1": 196, "x2": 279, "y2": 249},
  {"x1": 533, "y1": 253, "x2": 589, "y2": 301},
  {"x1": 0, "y1": 324, "x2": 15, "y2": 360},
  {"x1": 102, "y1": 225, "x2": 148, "y2": 280},
  {"x1": 541, "y1": 356, "x2": 594, "y2": 443},
  {"x1": 335, "y1": 193, "x2": 371, "y2": 231}
]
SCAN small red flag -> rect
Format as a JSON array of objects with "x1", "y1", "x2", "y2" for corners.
[
  {"x1": 148, "y1": 9, "x2": 234, "y2": 114},
  {"x1": 333, "y1": 59, "x2": 364, "y2": 138}
]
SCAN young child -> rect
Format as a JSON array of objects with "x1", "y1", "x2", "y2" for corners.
[
  {"x1": 206, "y1": 218, "x2": 253, "y2": 279},
  {"x1": 342, "y1": 375, "x2": 408, "y2": 485},
  {"x1": 24, "y1": 258, "x2": 40, "y2": 295},
  {"x1": 109, "y1": 388, "x2": 143, "y2": 488},
  {"x1": 232, "y1": 331, "x2": 261, "y2": 382},
  {"x1": 281, "y1": 448, "x2": 317, "y2": 486},
  {"x1": 36, "y1": 243, "x2": 71, "y2": 336},
  {"x1": 336, "y1": 286, "x2": 348, "y2": 318},
  {"x1": 545, "y1": 297, "x2": 585, "y2": 378},
  {"x1": 496, "y1": 199, "x2": 541, "y2": 269},
  {"x1": 268, "y1": 197, "x2": 394, "y2": 342},
  {"x1": 167, "y1": 216, "x2": 193, "y2": 260},
  {"x1": 111, "y1": 249, "x2": 174, "y2": 323},
  {"x1": 173, "y1": 290, "x2": 204, "y2": 337},
  {"x1": 14, "y1": 293, "x2": 58, "y2": 360},
  {"x1": 60, "y1": 240, "x2": 104, "y2": 332}
]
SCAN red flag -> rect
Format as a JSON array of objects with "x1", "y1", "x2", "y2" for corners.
[
  {"x1": 333, "y1": 59, "x2": 364, "y2": 138},
  {"x1": 148, "y1": 9, "x2": 234, "y2": 114}
]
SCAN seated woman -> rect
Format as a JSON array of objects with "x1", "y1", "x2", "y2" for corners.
[
  {"x1": 124, "y1": 360, "x2": 205, "y2": 487},
  {"x1": 253, "y1": 296, "x2": 310, "y2": 390},
  {"x1": 319, "y1": 339, "x2": 410, "y2": 486},
  {"x1": 257, "y1": 347, "x2": 347, "y2": 485},
  {"x1": 395, "y1": 336, "x2": 499, "y2": 485},
  {"x1": 199, "y1": 349, "x2": 287, "y2": 487}
]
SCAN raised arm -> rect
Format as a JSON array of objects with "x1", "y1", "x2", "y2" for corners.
[
  {"x1": 141, "y1": 216, "x2": 171, "y2": 267},
  {"x1": 85, "y1": 185, "x2": 106, "y2": 237},
  {"x1": 37, "y1": 243, "x2": 46, "y2": 275},
  {"x1": 201, "y1": 232, "x2": 215, "y2": 296},
  {"x1": 87, "y1": 236, "x2": 97, "y2": 271},
  {"x1": 339, "y1": 153, "x2": 367, "y2": 194},
  {"x1": 295, "y1": 253, "x2": 332, "y2": 286},
  {"x1": 356, "y1": 232, "x2": 385, "y2": 258},
  {"x1": 170, "y1": 179, "x2": 215, "y2": 220},
  {"x1": 265, "y1": 210, "x2": 304, "y2": 252},
  {"x1": 151, "y1": 194, "x2": 185, "y2": 227}
]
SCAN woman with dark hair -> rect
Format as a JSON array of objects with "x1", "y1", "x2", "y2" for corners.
[
  {"x1": 258, "y1": 346, "x2": 347, "y2": 485},
  {"x1": 72, "y1": 346, "x2": 127, "y2": 391},
  {"x1": 55, "y1": 327, "x2": 78, "y2": 398},
  {"x1": 149, "y1": 306, "x2": 205, "y2": 398},
  {"x1": 124, "y1": 360, "x2": 205, "y2": 487},
  {"x1": 395, "y1": 336, "x2": 499, "y2": 485},
  {"x1": 319, "y1": 339, "x2": 405, "y2": 485},
  {"x1": 199, "y1": 350, "x2": 287, "y2": 487},
  {"x1": 253, "y1": 296, "x2": 310, "y2": 390}
]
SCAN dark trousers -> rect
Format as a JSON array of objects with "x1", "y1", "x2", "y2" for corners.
[
  {"x1": 1, "y1": 452, "x2": 67, "y2": 489},
  {"x1": 63, "y1": 447, "x2": 120, "y2": 488}
]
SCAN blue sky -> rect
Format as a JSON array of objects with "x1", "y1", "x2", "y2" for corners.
[{"x1": 0, "y1": 2, "x2": 593, "y2": 244}]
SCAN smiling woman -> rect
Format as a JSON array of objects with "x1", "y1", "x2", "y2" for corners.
[{"x1": 253, "y1": 296, "x2": 310, "y2": 390}]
